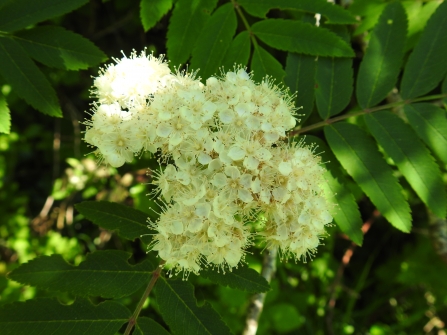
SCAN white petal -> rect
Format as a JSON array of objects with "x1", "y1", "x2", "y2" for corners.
[
  {"x1": 198, "y1": 152, "x2": 212, "y2": 165},
  {"x1": 224, "y1": 166, "x2": 240, "y2": 179},
  {"x1": 195, "y1": 202, "x2": 211, "y2": 217},
  {"x1": 219, "y1": 109, "x2": 234, "y2": 124},
  {"x1": 212, "y1": 173, "x2": 228, "y2": 188},
  {"x1": 238, "y1": 189, "x2": 253, "y2": 203},
  {"x1": 171, "y1": 221, "x2": 184, "y2": 235},
  {"x1": 228, "y1": 146, "x2": 246, "y2": 161},
  {"x1": 156, "y1": 123, "x2": 172, "y2": 137},
  {"x1": 278, "y1": 161, "x2": 292, "y2": 176}
]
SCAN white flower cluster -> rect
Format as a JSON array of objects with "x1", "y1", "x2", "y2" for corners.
[{"x1": 84, "y1": 51, "x2": 333, "y2": 276}]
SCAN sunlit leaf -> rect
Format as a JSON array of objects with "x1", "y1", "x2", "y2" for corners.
[
  {"x1": 221, "y1": 31, "x2": 251, "y2": 71},
  {"x1": 356, "y1": 2, "x2": 407, "y2": 109},
  {"x1": 250, "y1": 45, "x2": 285, "y2": 84},
  {"x1": 200, "y1": 265, "x2": 270, "y2": 293},
  {"x1": 8, "y1": 250, "x2": 155, "y2": 298},
  {"x1": 252, "y1": 19, "x2": 354, "y2": 57},
  {"x1": 140, "y1": 0, "x2": 173, "y2": 32},
  {"x1": 349, "y1": 0, "x2": 387, "y2": 36},
  {"x1": 15, "y1": 26, "x2": 107, "y2": 70},
  {"x1": 0, "y1": 0, "x2": 88, "y2": 32},
  {"x1": 75, "y1": 201, "x2": 152, "y2": 243},
  {"x1": 325, "y1": 123, "x2": 412, "y2": 232},
  {"x1": 404, "y1": 103, "x2": 447, "y2": 165},
  {"x1": 166, "y1": 0, "x2": 218, "y2": 67},
  {"x1": 237, "y1": 0, "x2": 356, "y2": 24},
  {"x1": 156, "y1": 278, "x2": 233, "y2": 335},
  {"x1": 400, "y1": 1, "x2": 447, "y2": 99},
  {"x1": 0, "y1": 93, "x2": 10, "y2": 134},
  {"x1": 0, "y1": 298, "x2": 130, "y2": 335},
  {"x1": 284, "y1": 52, "x2": 316, "y2": 124},
  {"x1": 0, "y1": 37, "x2": 61, "y2": 117},
  {"x1": 191, "y1": 3, "x2": 237, "y2": 79}
]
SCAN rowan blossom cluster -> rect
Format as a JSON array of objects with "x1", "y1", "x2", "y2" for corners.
[{"x1": 84, "y1": 51, "x2": 333, "y2": 276}]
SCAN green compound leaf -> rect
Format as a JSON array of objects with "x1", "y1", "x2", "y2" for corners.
[
  {"x1": 238, "y1": 0, "x2": 356, "y2": 24},
  {"x1": 284, "y1": 52, "x2": 316, "y2": 124},
  {"x1": 0, "y1": 0, "x2": 88, "y2": 32},
  {"x1": 400, "y1": 1, "x2": 447, "y2": 99},
  {"x1": 364, "y1": 111, "x2": 446, "y2": 218},
  {"x1": 221, "y1": 31, "x2": 251, "y2": 71},
  {"x1": 302, "y1": 135, "x2": 363, "y2": 245},
  {"x1": 155, "y1": 278, "x2": 233, "y2": 335},
  {"x1": 252, "y1": 19, "x2": 354, "y2": 58},
  {"x1": 0, "y1": 37, "x2": 61, "y2": 117},
  {"x1": 135, "y1": 317, "x2": 171, "y2": 335},
  {"x1": 404, "y1": 103, "x2": 447, "y2": 166},
  {"x1": 349, "y1": 0, "x2": 387, "y2": 36},
  {"x1": 15, "y1": 26, "x2": 107, "y2": 71},
  {"x1": 356, "y1": 2, "x2": 407, "y2": 109},
  {"x1": 75, "y1": 201, "x2": 152, "y2": 243},
  {"x1": 7, "y1": 250, "x2": 155, "y2": 299},
  {"x1": 315, "y1": 57, "x2": 353, "y2": 119},
  {"x1": 140, "y1": 0, "x2": 173, "y2": 32},
  {"x1": 0, "y1": 298, "x2": 130, "y2": 335},
  {"x1": 0, "y1": 94, "x2": 11, "y2": 134},
  {"x1": 200, "y1": 265, "x2": 270, "y2": 293},
  {"x1": 325, "y1": 123, "x2": 412, "y2": 232},
  {"x1": 191, "y1": 3, "x2": 237, "y2": 79},
  {"x1": 166, "y1": 0, "x2": 218, "y2": 67},
  {"x1": 250, "y1": 45, "x2": 285, "y2": 84}
]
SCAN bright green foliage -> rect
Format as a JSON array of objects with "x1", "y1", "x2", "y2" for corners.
[
  {"x1": 8, "y1": 250, "x2": 155, "y2": 298},
  {"x1": 284, "y1": 52, "x2": 316, "y2": 124},
  {"x1": 155, "y1": 278, "x2": 233, "y2": 335},
  {"x1": 0, "y1": 298, "x2": 130, "y2": 335},
  {"x1": 356, "y1": 2, "x2": 407, "y2": 109},
  {"x1": 0, "y1": 94, "x2": 10, "y2": 134},
  {"x1": 348, "y1": 0, "x2": 387, "y2": 36},
  {"x1": 0, "y1": 0, "x2": 88, "y2": 32},
  {"x1": 135, "y1": 317, "x2": 171, "y2": 335},
  {"x1": 200, "y1": 265, "x2": 270, "y2": 293},
  {"x1": 315, "y1": 57, "x2": 353, "y2": 119},
  {"x1": 75, "y1": 201, "x2": 152, "y2": 243},
  {"x1": 400, "y1": 1, "x2": 447, "y2": 99},
  {"x1": 237, "y1": 0, "x2": 356, "y2": 24},
  {"x1": 365, "y1": 111, "x2": 446, "y2": 218},
  {"x1": 250, "y1": 45, "x2": 285, "y2": 84},
  {"x1": 252, "y1": 19, "x2": 354, "y2": 57},
  {"x1": 140, "y1": 0, "x2": 173, "y2": 32},
  {"x1": 0, "y1": 37, "x2": 62, "y2": 117},
  {"x1": 191, "y1": 3, "x2": 237, "y2": 79},
  {"x1": 15, "y1": 26, "x2": 107, "y2": 70},
  {"x1": 404, "y1": 103, "x2": 447, "y2": 166},
  {"x1": 166, "y1": 0, "x2": 218, "y2": 67},
  {"x1": 221, "y1": 31, "x2": 251, "y2": 71},
  {"x1": 325, "y1": 123, "x2": 412, "y2": 233}
]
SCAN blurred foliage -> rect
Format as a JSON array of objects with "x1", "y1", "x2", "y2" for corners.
[{"x1": 0, "y1": 0, "x2": 446, "y2": 334}]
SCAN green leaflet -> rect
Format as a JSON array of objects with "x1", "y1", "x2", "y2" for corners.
[
  {"x1": 15, "y1": 26, "x2": 107, "y2": 71},
  {"x1": 221, "y1": 31, "x2": 251, "y2": 71},
  {"x1": 237, "y1": 0, "x2": 356, "y2": 24},
  {"x1": 0, "y1": 298, "x2": 130, "y2": 335},
  {"x1": 250, "y1": 45, "x2": 285, "y2": 84},
  {"x1": 365, "y1": 111, "x2": 446, "y2": 218},
  {"x1": 0, "y1": 37, "x2": 61, "y2": 117},
  {"x1": 7, "y1": 250, "x2": 155, "y2": 299},
  {"x1": 135, "y1": 317, "x2": 171, "y2": 335},
  {"x1": 74, "y1": 201, "x2": 152, "y2": 244},
  {"x1": 349, "y1": 0, "x2": 387, "y2": 36},
  {"x1": 356, "y1": 2, "x2": 407, "y2": 109},
  {"x1": 252, "y1": 19, "x2": 354, "y2": 58},
  {"x1": 324, "y1": 123, "x2": 412, "y2": 232},
  {"x1": 155, "y1": 278, "x2": 233, "y2": 335},
  {"x1": 284, "y1": 52, "x2": 316, "y2": 124},
  {"x1": 302, "y1": 135, "x2": 363, "y2": 245},
  {"x1": 315, "y1": 57, "x2": 353, "y2": 119},
  {"x1": 166, "y1": 0, "x2": 218, "y2": 67},
  {"x1": 200, "y1": 265, "x2": 270, "y2": 293},
  {"x1": 0, "y1": 0, "x2": 88, "y2": 32},
  {"x1": 191, "y1": 3, "x2": 237, "y2": 79},
  {"x1": 0, "y1": 93, "x2": 10, "y2": 134},
  {"x1": 400, "y1": 1, "x2": 447, "y2": 99},
  {"x1": 404, "y1": 103, "x2": 447, "y2": 165},
  {"x1": 140, "y1": 0, "x2": 173, "y2": 32}
]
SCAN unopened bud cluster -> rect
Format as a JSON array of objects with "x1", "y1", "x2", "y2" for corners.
[{"x1": 84, "y1": 51, "x2": 333, "y2": 276}]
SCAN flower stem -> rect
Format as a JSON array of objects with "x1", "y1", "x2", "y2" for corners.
[
  {"x1": 289, "y1": 92, "x2": 447, "y2": 136},
  {"x1": 123, "y1": 259, "x2": 166, "y2": 335}
]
